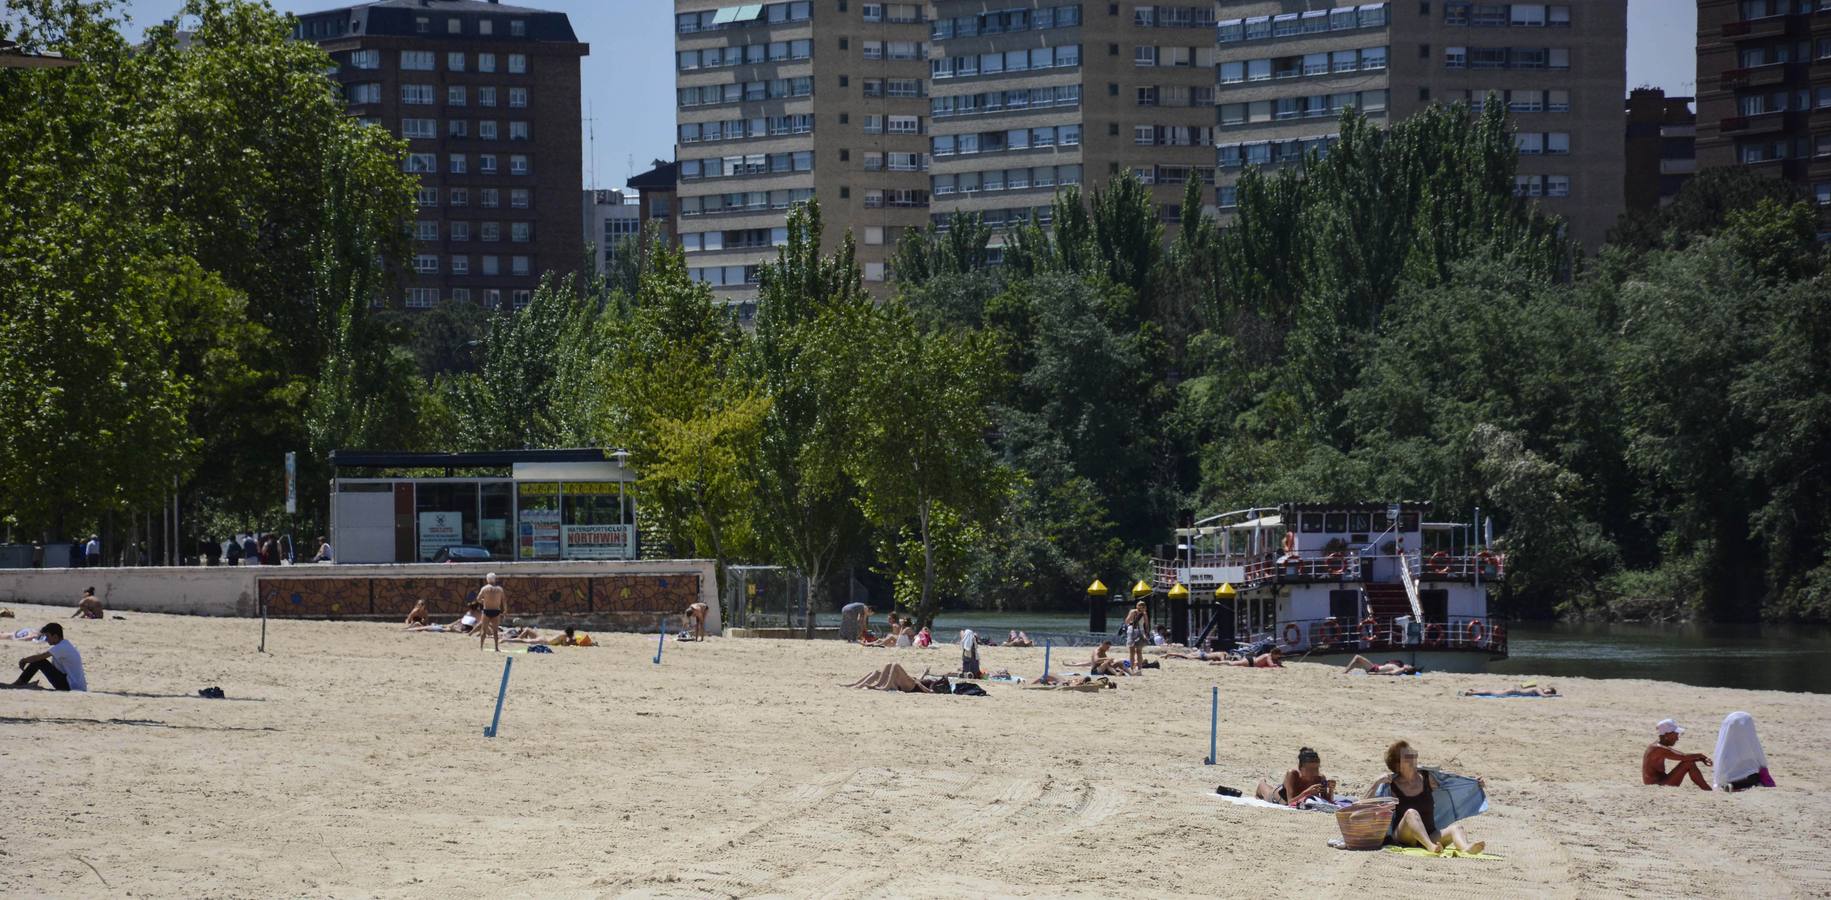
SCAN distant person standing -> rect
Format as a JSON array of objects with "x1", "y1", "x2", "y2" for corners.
[
  {"x1": 1123, "y1": 600, "x2": 1151, "y2": 674},
  {"x1": 3, "y1": 623, "x2": 86, "y2": 692},
  {"x1": 260, "y1": 534, "x2": 281, "y2": 566},
  {"x1": 83, "y1": 534, "x2": 100, "y2": 568},
  {"x1": 240, "y1": 533, "x2": 260, "y2": 566},
  {"x1": 839, "y1": 601, "x2": 870, "y2": 643},
  {"x1": 477, "y1": 573, "x2": 507, "y2": 651},
  {"x1": 223, "y1": 535, "x2": 243, "y2": 567}
]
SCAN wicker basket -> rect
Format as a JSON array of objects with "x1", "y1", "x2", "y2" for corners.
[{"x1": 1334, "y1": 798, "x2": 1397, "y2": 850}]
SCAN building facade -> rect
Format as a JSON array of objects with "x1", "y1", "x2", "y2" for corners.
[
  {"x1": 1213, "y1": 1, "x2": 1627, "y2": 249},
  {"x1": 674, "y1": 0, "x2": 933, "y2": 307},
  {"x1": 299, "y1": 0, "x2": 588, "y2": 310},
  {"x1": 1695, "y1": 0, "x2": 1831, "y2": 229},
  {"x1": 1624, "y1": 87, "x2": 1696, "y2": 211},
  {"x1": 582, "y1": 188, "x2": 644, "y2": 271},
  {"x1": 627, "y1": 160, "x2": 681, "y2": 247}
]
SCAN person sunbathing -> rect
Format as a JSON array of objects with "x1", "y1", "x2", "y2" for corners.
[
  {"x1": 1643, "y1": 718, "x2": 1712, "y2": 790},
  {"x1": 72, "y1": 587, "x2": 103, "y2": 620},
  {"x1": 1075, "y1": 641, "x2": 1129, "y2": 676},
  {"x1": 846, "y1": 663, "x2": 932, "y2": 692},
  {"x1": 1219, "y1": 647, "x2": 1284, "y2": 668},
  {"x1": 407, "y1": 603, "x2": 481, "y2": 634},
  {"x1": 1343, "y1": 655, "x2": 1418, "y2": 675},
  {"x1": 1460, "y1": 685, "x2": 1558, "y2": 697},
  {"x1": 914, "y1": 626, "x2": 932, "y2": 648},
  {"x1": 1004, "y1": 630, "x2": 1034, "y2": 647},
  {"x1": 1371, "y1": 739, "x2": 1486, "y2": 855},
  {"x1": 500, "y1": 626, "x2": 544, "y2": 642},
  {"x1": 1255, "y1": 747, "x2": 1336, "y2": 806},
  {"x1": 865, "y1": 615, "x2": 902, "y2": 648},
  {"x1": 403, "y1": 599, "x2": 430, "y2": 628}
]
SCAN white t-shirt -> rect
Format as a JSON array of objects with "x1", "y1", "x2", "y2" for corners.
[{"x1": 48, "y1": 640, "x2": 86, "y2": 691}]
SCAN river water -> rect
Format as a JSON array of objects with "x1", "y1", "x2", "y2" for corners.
[{"x1": 872, "y1": 612, "x2": 1831, "y2": 695}]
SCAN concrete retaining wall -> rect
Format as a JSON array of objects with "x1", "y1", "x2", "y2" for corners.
[{"x1": 0, "y1": 560, "x2": 719, "y2": 631}]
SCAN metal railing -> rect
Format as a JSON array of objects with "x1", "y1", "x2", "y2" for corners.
[{"x1": 1254, "y1": 615, "x2": 1508, "y2": 658}]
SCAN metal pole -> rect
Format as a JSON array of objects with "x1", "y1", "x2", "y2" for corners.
[
  {"x1": 1203, "y1": 686, "x2": 1218, "y2": 765},
  {"x1": 483, "y1": 656, "x2": 513, "y2": 738}
]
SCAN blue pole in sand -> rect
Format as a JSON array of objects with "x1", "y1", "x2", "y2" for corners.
[
  {"x1": 1042, "y1": 640, "x2": 1051, "y2": 680},
  {"x1": 654, "y1": 618, "x2": 666, "y2": 665},
  {"x1": 483, "y1": 656, "x2": 513, "y2": 738},
  {"x1": 1202, "y1": 685, "x2": 1218, "y2": 765}
]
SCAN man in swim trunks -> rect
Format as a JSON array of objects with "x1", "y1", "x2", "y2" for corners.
[
  {"x1": 72, "y1": 587, "x2": 103, "y2": 620},
  {"x1": 1643, "y1": 718, "x2": 1712, "y2": 790},
  {"x1": 684, "y1": 602, "x2": 709, "y2": 641},
  {"x1": 477, "y1": 573, "x2": 507, "y2": 652},
  {"x1": 1343, "y1": 655, "x2": 1418, "y2": 675}
]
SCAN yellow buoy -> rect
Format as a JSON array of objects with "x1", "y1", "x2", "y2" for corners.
[{"x1": 1087, "y1": 579, "x2": 1109, "y2": 597}]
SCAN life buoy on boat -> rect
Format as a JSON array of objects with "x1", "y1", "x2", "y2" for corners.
[
  {"x1": 1283, "y1": 622, "x2": 1302, "y2": 646},
  {"x1": 1315, "y1": 619, "x2": 1342, "y2": 647},
  {"x1": 1424, "y1": 622, "x2": 1445, "y2": 646},
  {"x1": 1466, "y1": 618, "x2": 1486, "y2": 647},
  {"x1": 1428, "y1": 551, "x2": 1452, "y2": 575},
  {"x1": 1328, "y1": 552, "x2": 1347, "y2": 576},
  {"x1": 1360, "y1": 616, "x2": 1377, "y2": 643},
  {"x1": 1476, "y1": 550, "x2": 1500, "y2": 576}
]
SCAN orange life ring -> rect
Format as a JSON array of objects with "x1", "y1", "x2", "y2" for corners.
[
  {"x1": 1424, "y1": 622, "x2": 1445, "y2": 646},
  {"x1": 1283, "y1": 622, "x2": 1302, "y2": 646},
  {"x1": 1328, "y1": 552, "x2": 1347, "y2": 576},
  {"x1": 1428, "y1": 551, "x2": 1452, "y2": 575},
  {"x1": 1477, "y1": 550, "x2": 1500, "y2": 576},
  {"x1": 1360, "y1": 616, "x2": 1377, "y2": 642},
  {"x1": 1466, "y1": 618, "x2": 1486, "y2": 646},
  {"x1": 1315, "y1": 619, "x2": 1342, "y2": 646}
]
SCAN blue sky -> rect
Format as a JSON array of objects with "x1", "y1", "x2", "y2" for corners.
[{"x1": 119, "y1": 0, "x2": 1695, "y2": 188}]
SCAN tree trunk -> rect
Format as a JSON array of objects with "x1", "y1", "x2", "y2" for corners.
[{"x1": 915, "y1": 500, "x2": 938, "y2": 629}]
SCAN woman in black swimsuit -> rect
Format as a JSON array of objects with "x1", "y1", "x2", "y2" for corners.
[{"x1": 1368, "y1": 739, "x2": 1485, "y2": 855}]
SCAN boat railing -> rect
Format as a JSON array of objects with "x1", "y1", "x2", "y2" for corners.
[
  {"x1": 1411, "y1": 550, "x2": 1507, "y2": 581},
  {"x1": 1249, "y1": 615, "x2": 1508, "y2": 658},
  {"x1": 1152, "y1": 549, "x2": 1507, "y2": 590}
]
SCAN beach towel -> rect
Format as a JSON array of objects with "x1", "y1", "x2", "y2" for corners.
[
  {"x1": 1379, "y1": 845, "x2": 1504, "y2": 860},
  {"x1": 1373, "y1": 769, "x2": 1487, "y2": 833},
  {"x1": 1465, "y1": 691, "x2": 1559, "y2": 699},
  {"x1": 1712, "y1": 711, "x2": 1773, "y2": 791}
]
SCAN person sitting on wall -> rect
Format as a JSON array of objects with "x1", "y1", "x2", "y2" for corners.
[
  {"x1": 310, "y1": 536, "x2": 333, "y2": 564},
  {"x1": 72, "y1": 587, "x2": 103, "y2": 620}
]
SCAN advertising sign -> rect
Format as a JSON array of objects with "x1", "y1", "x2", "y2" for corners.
[
  {"x1": 284, "y1": 451, "x2": 297, "y2": 514},
  {"x1": 417, "y1": 511, "x2": 463, "y2": 560},
  {"x1": 518, "y1": 508, "x2": 561, "y2": 559},
  {"x1": 561, "y1": 524, "x2": 634, "y2": 559}
]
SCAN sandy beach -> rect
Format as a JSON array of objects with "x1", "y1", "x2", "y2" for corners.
[{"x1": 2, "y1": 603, "x2": 1828, "y2": 899}]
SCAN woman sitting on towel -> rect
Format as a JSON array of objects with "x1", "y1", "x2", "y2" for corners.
[
  {"x1": 1370, "y1": 740, "x2": 1485, "y2": 855},
  {"x1": 1256, "y1": 747, "x2": 1336, "y2": 806}
]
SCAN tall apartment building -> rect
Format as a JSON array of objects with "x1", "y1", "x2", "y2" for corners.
[
  {"x1": 299, "y1": 0, "x2": 588, "y2": 310},
  {"x1": 1695, "y1": 0, "x2": 1831, "y2": 230},
  {"x1": 1624, "y1": 87, "x2": 1696, "y2": 211},
  {"x1": 925, "y1": 3, "x2": 1219, "y2": 241},
  {"x1": 674, "y1": 1, "x2": 932, "y2": 307},
  {"x1": 582, "y1": 188, "x2": 643, "y2": 271},
  {"x1": 1213, "y1": 1, "x2": 1626, "y2": 249}
]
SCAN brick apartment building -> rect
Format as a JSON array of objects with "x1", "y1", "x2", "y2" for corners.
[
  {"x1": 1213, "y1": 1, "x2": 1627, "y2": 250},
  {"x1": 1624, "y1": 86, "x2": 1696, "y2": 211},
  {"x1": 1695, "y1": 0, "x2": 1831, "y2": 232},
  {"x1": 298, "y1": 0, "x2": 588, "y2": 310}
]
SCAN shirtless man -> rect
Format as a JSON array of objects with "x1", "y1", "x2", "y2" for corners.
[
  {"x1": 684, "y1": 602, "x2": 709, "y2": 641},
  {"x1": 477, "y1": 573, "x2": 507, "y2": 651},
  {"x1": 1343, "y1": 655, "x2": 1418, "y2": 675},
  {"x1": 1643, "y1": 719, "x2": 1712, "y2": 790},
  {"x1": 1076, "y1": 641, "x2": 1129, "y2": 676},
  {"x1": 71, "y1": 587, "x2": 103, "y2": 620},
  {"x1": 402, "y1": 599, "x2": 430, "y2": 628}
]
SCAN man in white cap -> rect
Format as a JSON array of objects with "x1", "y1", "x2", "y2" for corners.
[{"x1": 1642, "y1": 718, "x2": 1712, "y2": 789}]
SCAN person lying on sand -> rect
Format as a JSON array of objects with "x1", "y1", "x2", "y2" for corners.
[
  {"x1": 72, "y1": 587, "x2": 103, "y2": 620},
  {"x1": 406, "y1": 602, "x2": 481, "y2": 633},
  {"x1": 1219, "y1": 647, "x2": 1284, "y2": 668},
  {"x1": 4, "y1": 626, "x2": 45, "y2": 641},
  {"x1": 684, "y1": 602, "x2": 709, "y2": 641},
  {"x1": 1027, "y1": 674, "x2": 1115, "y2": 690},
  {"x1": 1344, "y1": 655, "x2": 1417, "y2": 675},
  {"x1": 1460, "y1": 685, "x2": 1558, "y2": 698},
  {"x1": 846, "y1": 663, "x2": 932, "y2": 692},
  {"x1": 1255, "y1": 747, "x2": 1335, "y2": 806},
  {"x1": 1370, "y1": 739, "x2": 1486, "y2": 855},
  {"x1": 403, "y1": 599, "x2": 430, "y2": 628},
  {"x1": 499, "y1": 626, "x2": 543, "y2": 642},
  {"x1": 1644, "y1": 719, "x2": 1712, "y2": 790}
]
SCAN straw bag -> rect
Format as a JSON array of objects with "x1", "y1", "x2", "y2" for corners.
[{"x1": 1334, "y1": 798, "x2": 1396, "y2": 850}]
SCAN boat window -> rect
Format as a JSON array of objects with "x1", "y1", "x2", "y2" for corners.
[
  {"x1": 1230, "y1": 529, "x2": 1250, "y2": 555},
  {"x1": 1373, "y1": 511, "x2": 1392, "y2": 531},
  {"x1": 1421, "y1": 528, "x2": 1452, "y2": 552},
  {"x1": 1300, "y1": 512, "x2": 1324, "y2": 533},
  {"x1": 1324, "y1": 512, "x2": 1348, "y2": 533},
  {"x1": 1329, "y1": 589, "x2": 1360, "y2": 621},
  {"x1": 1400, "y1": 512, "x2": 1420, "y2": 532},
  {"x1": 1349, "y1": 512, "x2": 1371, "y2": 533},
  {"x1": 1419, "y1": 589, "x2": 1448, "y2": 622}
]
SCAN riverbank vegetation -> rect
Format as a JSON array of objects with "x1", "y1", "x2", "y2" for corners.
[{"x1": 3, "y1": 0, "x2": 1827, "y2": 623}]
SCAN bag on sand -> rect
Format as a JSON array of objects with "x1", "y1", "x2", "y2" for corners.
[{"x1": 1334, "y1": 798, "x2": 1397, "y2": 850}]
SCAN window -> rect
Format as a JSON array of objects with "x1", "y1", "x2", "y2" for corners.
[
  {"x1": 482, "y1": 255, "x2": 499, "y2": 276},
  {"x1": 480, "y1": 154, "x2": 498, "y2": 174},
  {"x1": 447, "y1": 52, "x2": 465, "y2": 72},
  {"x1": 451, "y1": 255, "x2": 469, "y2": 275},
  {"x1": 450, "y1": 220, "x2": 469, "y2": 239},
  {"x1": 480, "y1": 121, "x2": 499, "y2": 140},
  {"x1": 414, "y1": 254, "x2": 439, "y2": 274},
  {"x1": 449, "y1": 188, "x2": 468, "y2": 207},
  {"x1": 887, "y1": 115, "x2": 920, "y2": 134},
  {"x1": 1510, "y1": 3, "x2": 1546, "y2": 26},
  {"x1": 479, "y1": 53, "x2": 497, "y2": 73},
  {"x1": 510, "y1": 189, "x2": 530, "y2": 209},
  {"x1": 348, "y1": 82, "x2": 381, "y2": 104},
  {"x1": 416, "y1": 187, "x2": 439, "y2": 207},
  {"x1": 402, "y1": 84, "x2": 435, "y2": 105},
  {"x1": 512, "y1": 256, "x2": 530, "y2": 276},
  {"x1": 406, "y1": 152, "x2": 437, "y2": 173},
  {"x1": 1548, "y1": 47, "x2": 1569, "y2": 69},
  {"x1": 415, "y1": 15, "x2": 430, "y2": 33},
  {"x1": 1547, "y1": 132, "x2": 1569, "y2": 154},
  {"x1": 481, "y1": 188, "x2": 499, "y2": 208},
  {"x1": 510, "y1": 155, "x2": 529, "y2": 175},
  {"x1": 864, "y1": 262, "x2": 885, "y2": 282},
  {"x1": 451, "y1": 288, "x2": 471, "y2": 303},
  {"x1": 508, "y1": 54, "x2": 527, "y2": 74},
  {"x1": 508, "y1": 88, "x2": 528, "y2": 108},
  {"x1": 1548, "y1": 89, "x2": 1570, "y2": 112},
  {"x1": 510, "y1": 18, "x2": 526, "y2": 36},
  {"x1": 481, "y1": 222, "x2": 501, "y2": 242},
  {"x1": 406, "y1": 288, "x2": 438, "y2": 308},
  {"x1": 1546, "y1": 174, "x2": 1569, "y2": 197},
  {"x1": 401, "y1": 50, "x2": 434, "y2": 71},
  {"x1": 509, "y1": 121, "x2": 529, "y2": 141},
  {"x1": 447, "y1": 85, "x2": 467, "y2": 107},
  {"x1": 449, "y1": 154, "x2": 467, "y2": 174},
  {"x1": 512, "y1": 290, "x2": 531, "y2": 309},
  {"x1": 401, "y1": 118, "x2": 437, "y2": 139},
  {"x1": 348, "y1": 49, "x2": 380, "y2": 70},
  {"x1": 1445, "y1": 46, "x2": 1466, "y2": 68},
  {"x1": 414, "y1": 220, "x2": 438, "y2": 241},
  {"x1": 479, "y1": 87, "x2": 497, "y2": 108},
  {"x1": 511, "y1": 222, "x2": 530, "y2": 243}
]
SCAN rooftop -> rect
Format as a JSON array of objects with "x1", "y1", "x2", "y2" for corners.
[{"x1": 296, "y1": 0, "x2": 581, "y2": 44}]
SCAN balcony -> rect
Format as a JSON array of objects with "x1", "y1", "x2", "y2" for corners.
[
  {"x1": 1722, "y1": 16, "x2": 1790, "y2": 41},
  {"x1": 1660, "y1": 157, "x2": 1698, "y2": 175}
]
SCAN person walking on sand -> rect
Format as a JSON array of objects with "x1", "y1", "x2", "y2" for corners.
[
  {"x1": 684, "y1": 602, "x2": 709, "y2": 641},
  {"x1": 3, "y1": 623, "x2": 86, "y2": 692},
  {"x1": 1643, "y1": 719, "x2": 1712, "y2": 790},
  {"x1": 1123, "y1": 601, "x2": 1151, "y2": 674},
  {"x1": 477, "y1": 573, "x2": 507, "y2": 651},
  {"x1": 72, "y1": 587, "x2": 103, "y2": 620}
]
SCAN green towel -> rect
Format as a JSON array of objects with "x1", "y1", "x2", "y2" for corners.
[{"x1": 1383, "y1": 845, "x2": 1504, "y2": 861}]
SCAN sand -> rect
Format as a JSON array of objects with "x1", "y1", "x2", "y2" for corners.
[{"x1": 2, "y1": 603, "x2": 1829, "y2": 899}]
